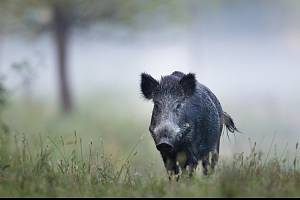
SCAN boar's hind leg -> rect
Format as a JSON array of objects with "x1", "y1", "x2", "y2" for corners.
[
  {"x1": 211, "y1": 150, "x2": 219, "y2": 171},
  {"x1": 205, "y1": 116, "x2": 222, "y2": 174},
  {"x1": 211, "y1": 136, "x2": 221, "y2": 171},
  {"x1": 185, "y1": 151, "x2": 198, "y2": 177},
  {"x1": 202, "y1": 150, "x2": 219, "y2": 175}
]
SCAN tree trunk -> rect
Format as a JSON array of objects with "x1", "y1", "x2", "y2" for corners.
[{"x1": 53, "y1": 4, "x2": 73, "y2": 113}]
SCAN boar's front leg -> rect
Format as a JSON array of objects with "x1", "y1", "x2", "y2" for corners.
[
  {"x1": 201, "y1": 153, "x2": 210, "y2": 175},
  {"x1": 161, "y1": 154, "x2": 179, "y2": 180},
  {"x1": 185, "y1": 163, "x2": 197, "y2": 177},
  {"x1": 184, "y1": 149, "x2": 198, "y2": 177}
]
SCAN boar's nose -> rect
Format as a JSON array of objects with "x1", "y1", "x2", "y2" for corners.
[{"x1": 156, "y1": 139, "x2": 174, "y2": 153}]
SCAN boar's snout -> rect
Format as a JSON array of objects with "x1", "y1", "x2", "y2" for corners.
[{"x1": 156, "y1": 138, "x2": 174, "y2": 153}]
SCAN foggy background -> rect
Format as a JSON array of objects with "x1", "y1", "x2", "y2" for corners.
[{"x1": 0, "y1": 0, "x2": 299, "y2": 165}]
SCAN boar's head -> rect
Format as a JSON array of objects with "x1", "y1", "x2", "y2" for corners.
[{"x1": 140, "y1": 71, "x2": 195, "y2": 154}]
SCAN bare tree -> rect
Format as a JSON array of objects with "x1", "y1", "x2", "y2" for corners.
[
  {"x1": 0, "y1": 0, "x2": 186, "y2": 113},
  {"x1": 52, "y1": 3, "x2": 72, "y2": 113}
]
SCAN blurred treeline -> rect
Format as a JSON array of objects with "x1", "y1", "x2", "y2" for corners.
[
  {"x1": 1, "y1": 0, "x2": 300, "y2": 114},
  {"x1": 0, "y1": 0, "x2": 188, "y2": 113}
]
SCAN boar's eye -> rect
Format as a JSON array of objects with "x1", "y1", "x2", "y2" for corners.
[{"x1": 175, "y1": 103, "x2": 182, "y2": 112}]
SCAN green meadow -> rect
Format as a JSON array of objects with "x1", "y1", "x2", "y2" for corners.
[{"x1": 0, "y1": 93, "x2": 299, "y2": 197}]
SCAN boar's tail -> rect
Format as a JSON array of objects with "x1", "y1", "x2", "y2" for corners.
[{"x1": 223, "y1": 112, "x2": 240, "y2": 134}]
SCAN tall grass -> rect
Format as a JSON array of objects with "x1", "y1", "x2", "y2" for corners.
[
  {"x1": 0, "y1": 97, "x2": 299, "y2": 197},
  {"x1": 0, "y1": 132, "x2": 299, "y2": 197}
]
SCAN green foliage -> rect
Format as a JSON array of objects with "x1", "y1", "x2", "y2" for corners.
[{"x1": 0, "y1": 0, "x2": 187, "y2": 35}]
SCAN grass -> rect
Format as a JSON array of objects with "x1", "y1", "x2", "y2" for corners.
[
  {"x1": 0, "y1": 95, "x2": 299, "y2": 197},
  {"x1": 0, "y1": 133, "x2": 299, "y2": 197}
]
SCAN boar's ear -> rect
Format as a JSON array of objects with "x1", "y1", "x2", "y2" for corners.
[
  {"x1": 179, "y1": 73, "x2": 196, "y2": 96},
  {"x1": 140, "y1": 73, "x2": 159, "y2": 100}
]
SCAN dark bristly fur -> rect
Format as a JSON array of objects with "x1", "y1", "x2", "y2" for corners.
[{"x1": 140, "y1": 71, "x2": 239, "y2": 178}]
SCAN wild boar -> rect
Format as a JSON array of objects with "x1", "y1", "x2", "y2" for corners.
[{"x1": 140, "y1": 71, "x2": 239, "y2": 178}]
